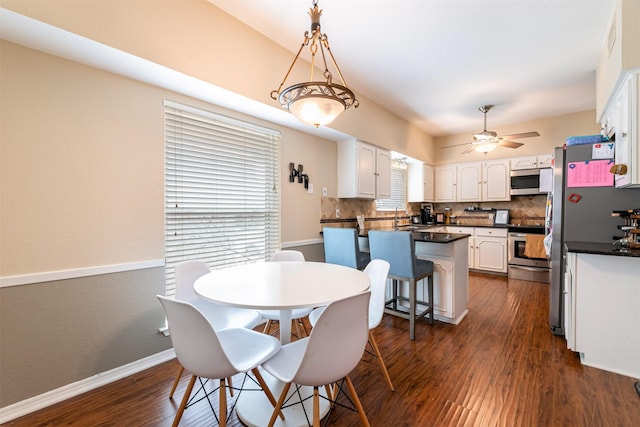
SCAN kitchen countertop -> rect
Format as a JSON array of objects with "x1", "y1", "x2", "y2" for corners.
[
  {"x1": 396, "y1": 223, "x2": 546, "y2": 233},
  {"x1": 357, "y1": 227, "x2": 470, "y2": 244},
  {"x1": 565, "y1": 241, "x2": 640, "y2": 258}
]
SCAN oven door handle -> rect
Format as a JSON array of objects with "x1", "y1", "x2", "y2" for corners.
[
  {"x1": 509, "y1": 233, "x2": 528, "y2": 238},
  {"x1": 508, "y1": 265, "x2": 549, "y2": 272}
]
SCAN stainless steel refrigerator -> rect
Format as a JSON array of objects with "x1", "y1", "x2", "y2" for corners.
[{"x1": 549, "y1": 145, "x2": 640, "y2": 335}]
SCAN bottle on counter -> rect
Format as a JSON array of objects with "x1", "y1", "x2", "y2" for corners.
[{"x1": 445, "y1": 208, "x2": 451, "y2": 225}]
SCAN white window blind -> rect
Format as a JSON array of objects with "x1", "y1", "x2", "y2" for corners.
[
  {"x1": 376, "y1": 160, "x2": 407, "y2": 211},
  {"x1": 164, "y1": 101, "x2": 281, "y2": 297}
]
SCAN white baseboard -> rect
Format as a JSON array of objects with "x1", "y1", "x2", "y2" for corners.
[{"x1": 0, "y1": 349, "x2": 176, "y2": 424}]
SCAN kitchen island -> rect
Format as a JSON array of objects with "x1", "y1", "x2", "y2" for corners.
[{"x1": 358, "y1": 229, "x2": 470, "y2": 325}]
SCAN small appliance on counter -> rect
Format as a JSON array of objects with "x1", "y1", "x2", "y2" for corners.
[{"x1": 420, "y1": 204, "x2": 435, "y2": 224}]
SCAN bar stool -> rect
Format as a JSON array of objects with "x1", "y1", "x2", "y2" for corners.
[
  {"x1": 368, "y1": 230, "x2": 434, "y2": 340},
  {"x1": 323, "y1": 227, "x2": 370, "y2": 270}
]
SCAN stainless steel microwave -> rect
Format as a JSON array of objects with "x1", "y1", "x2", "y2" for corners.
[{"x1": 510, "y1": 168, "x2": 551, "y2": 195}]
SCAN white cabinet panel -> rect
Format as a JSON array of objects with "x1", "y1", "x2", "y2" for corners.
[
  {"x1": 474, "y1": 236, "x2": 508, "y2": 273},
  {"x1": 537, "y1": 154, "x2": 553, "y2": 168},
  {"x1": 435, "y1": 165, "x2": 456, "y2": 202},
  {"x1": 482, "y1": 160, "x2": 510, "y2": 201},
  {"x1": 610, "y1": 73, "x2": 640, "y2": 188},
  {"x1": 510, "y1": 156, "x2": 538, "y2": 170},
  {"x1": 408, "y1": 163, "x2": 434, "y2": 202},
  {"x1": 338, "y1": 140, "x2": 392, "y2": 198},
  {"x1": 456, "y1": 163, "x2": 482, "y2": 202},
  {"x1": 571, "y1": 252, "x2": 640, "y2": 378}
]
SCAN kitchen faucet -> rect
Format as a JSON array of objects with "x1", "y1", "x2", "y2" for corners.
[{"x1": 394, "y1": 205, "x2": 401, "y2": 230}]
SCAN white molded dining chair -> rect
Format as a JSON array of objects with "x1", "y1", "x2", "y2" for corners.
[
  {"x1": 260, "y1": 250, "x2": 312, "y2": 338},
  {"x1": 157, "y1": 295, "x2": 283, "y2": 427},
  {"x1": 169, "y1": 260, "x2": 264, "y2": 398},
  {"x1": 309, "y1": 259, "x2": 394, "y2": 391},
  {"x1": 262, "y1": 291, "x2": 372, "y2": 427}
]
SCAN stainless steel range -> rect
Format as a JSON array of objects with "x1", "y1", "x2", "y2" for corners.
[{"x1": 507, "y1": 226, "x2": 550, "y2": 282}]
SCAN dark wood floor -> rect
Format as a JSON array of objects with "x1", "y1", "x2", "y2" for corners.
[{"x1": 4, "y1": 273, "x2": 640, "y2": 426}]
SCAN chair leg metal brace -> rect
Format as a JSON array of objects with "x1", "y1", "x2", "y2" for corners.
[{"x1": 384, "y1": 274, "x2": 434, "y2": 340}]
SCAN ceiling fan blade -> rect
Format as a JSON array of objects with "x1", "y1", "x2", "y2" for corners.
[
  {"x1": 461, "y1": 145, "x2": 477, "y2": 154},
  {"x1": 498, "y1": 140, "x2": 524, "y2": 149},
  {"x1": 501, "y1": 131, "x2": 540, "y2": 139},
  {"x1": 441, "y1": 141, "x2": 474, "y2": 149}
]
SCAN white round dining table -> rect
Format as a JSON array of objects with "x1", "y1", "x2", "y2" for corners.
[
  {"x1": 193, "y1": 260, "x2": 370, "y2": 344},
  {"x1": 193, "y1": 260, "x2": 370, "y2": 427}
]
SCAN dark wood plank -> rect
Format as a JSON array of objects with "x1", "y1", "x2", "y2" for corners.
[{"x1": 4, "y1": 273, "x2": 639, "y2": 426}]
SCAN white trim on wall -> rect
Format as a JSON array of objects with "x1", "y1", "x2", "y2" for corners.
[
  {"x1": 0, "y1": 259, "x2": 165, "y2": 288},
  {"x1": 0, "y1": 349, "x2": 176, "y2": 424},
  {"x1": 281, "y1": 238, "x2": 323, "y2": 248}
]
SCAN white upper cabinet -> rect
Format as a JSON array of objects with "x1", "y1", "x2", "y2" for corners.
[
  {"x1": 456, "y1": 159, "x2": 510, "y2": 202},
  {"x1": 596, "y1": 0, "x2": 640, "y2": 118},
  {"x1": 537, "y1": 154, "x2": 553, "y2": 168},
  {"x1": 510, "y1": 156, "x2": 538, "y2": 170},
  {"x1": 408, "y1": 163, "x2": 435, "y2": 202},
  {"x1": 609, "y1": 72, "x2": 640, "y2": 188},
  {"x1": 482, "y1": 159, "x2": 511, "y2": 201},
  {"x1": 456, "y1": 162, "x2": 482, "y2": 202},
  {"x1": 434, "y1": 165, "x2": 457, "y2": 202},
  {"x1": 338, "y1": 140, "x2": 392, "y2": 198},
  {"x1": 510, "y1": 155, "x2": 552, "y2": 170}
]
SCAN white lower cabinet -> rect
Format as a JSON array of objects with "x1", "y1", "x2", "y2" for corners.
[
  {"x1": 566, "y1": 251, "x2": 640, "y2": 378},
  {"x1": 446, "y1": 226, "x2": 507, "y2": 273},
  {"x1": 474, "y1": 236, "x2": 508, "y2": 273}
]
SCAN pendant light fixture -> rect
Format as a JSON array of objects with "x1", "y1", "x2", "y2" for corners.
[{"x1": 271, "y1": 0, "x2": 358, "y2": 127}]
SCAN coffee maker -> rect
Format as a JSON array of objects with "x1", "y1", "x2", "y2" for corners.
[{"x1": 420, "y1": 204, "x2": 435, "y2": 224}]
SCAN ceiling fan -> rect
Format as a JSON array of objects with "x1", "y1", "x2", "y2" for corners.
[{"x1": 442, "y1": 105, "x2": 540, "y2": 154}]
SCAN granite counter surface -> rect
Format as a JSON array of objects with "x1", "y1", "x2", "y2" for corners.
[
  {"x1": 565, "y1": 241, "x2": 640, "y2": 258},
  {"x1": 356, "y1": 227, "x2": 470, "y2": 244}
]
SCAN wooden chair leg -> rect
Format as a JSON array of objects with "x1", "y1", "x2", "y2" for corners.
[
  {"x1": 263, "y1": 320, "x2": 272, "y2": 334},
  {"x1": 368, "y1": 332, "x2": 394, "y2": 391},
  {"x1": 251, "y1": 368, "x2": 285, "y2": 420},
  {"x1": 268, "y1": 382, "x2": 291, "y2": 427},
  {"x1": 324, "y1": 384, "x2": 333, "y2": 401},
  {"x1": 313, "y1": 386, "x2": 320, "y2": 427},
  {"x1": 227, "y1": 376, "x2": 234, "y2": 397},
  {"x1": 173, "y1": 374, "x2": 196, "y2": 427},
  {"x1": 345, "y1": 375, "x2": 370, "y2": 427},
  {"x1": 169, "y1": 365, "x2": 184, "y2": 399},
  {"x1": 219, "y1": 378, "x2": 227, "y2": 427}
]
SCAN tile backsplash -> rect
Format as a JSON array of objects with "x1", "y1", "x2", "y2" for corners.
[{"x1": 320, "y1": 195, "x2": 547, "y2": 229}]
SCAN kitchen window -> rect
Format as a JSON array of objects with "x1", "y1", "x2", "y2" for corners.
[
  {"x1": 164, "y1": 101, "x2": 280, "y2": 297},
  {"x1": 376, "y1": 159, "x2": 407, "y2": 211}
]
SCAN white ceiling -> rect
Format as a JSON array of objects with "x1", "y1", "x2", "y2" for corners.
[{"x1": 209, "y1": 0, "x2": 616, "y2": 137}]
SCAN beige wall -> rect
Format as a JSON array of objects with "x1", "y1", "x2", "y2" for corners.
[
  {"x1": 434, "y1": 110, "x2": 600, "y2": 164},
  {"x1": 0, "y1": 41, "x2": 341, "y2": 407}
]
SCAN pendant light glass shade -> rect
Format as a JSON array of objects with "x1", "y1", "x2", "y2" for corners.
[
  {"x1": 271, "y1": 1, "x2": 358, "y2": 127},
  {"x1": 475, "y1": 142, "x2": 498, "y2": 153}
]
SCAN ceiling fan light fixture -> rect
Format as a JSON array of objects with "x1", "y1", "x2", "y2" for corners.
[
  {"x1": 475, "y1": 142, "x2": 498, "y2": 154},
  {"x1": 472, "y1": 129, "x2": 498, "y2": 141},
  {"x1": 271, "y1": 0, "x2": 358, "y2": 128}
]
